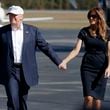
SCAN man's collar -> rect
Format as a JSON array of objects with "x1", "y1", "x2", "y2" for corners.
[{"x1": 12, "y1": 23, "x2": 23, "y2": 31}]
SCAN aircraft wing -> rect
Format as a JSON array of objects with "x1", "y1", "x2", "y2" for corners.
[
  {"x1": 1, "y1": 17, "x2": 54, "y2": 23},
  {"x1": 23, "y1": 17, "x2": 54, "y2": 22}
]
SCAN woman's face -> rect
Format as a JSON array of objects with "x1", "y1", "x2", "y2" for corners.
[{"x1": 88, "y1": 11, "x2": 98, "y2": 25}]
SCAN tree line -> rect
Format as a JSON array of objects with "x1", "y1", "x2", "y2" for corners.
[{"x1": 1, "y1": 0, "x2": 98, "y2": 10}]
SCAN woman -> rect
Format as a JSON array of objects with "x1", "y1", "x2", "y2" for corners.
[{"x1": 59, "y1": 7, "x2": 110, "y2": 110}]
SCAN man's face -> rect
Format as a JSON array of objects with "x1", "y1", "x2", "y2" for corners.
[{"x1": 8, "y1": 13, "x2": 23, "y2": 28}]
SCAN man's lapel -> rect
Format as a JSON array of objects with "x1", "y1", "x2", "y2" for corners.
[{"x1": 22, "y1": 24, "x2": 30, "y2": 54}]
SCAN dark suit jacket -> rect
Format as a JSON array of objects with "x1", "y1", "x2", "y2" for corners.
[{"x1": 0, "y1": 24, "x2": 61, "y2": 86}]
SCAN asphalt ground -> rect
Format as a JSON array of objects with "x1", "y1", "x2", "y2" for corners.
[{"x1": 0, "y1": 29, "x2": 110, "y2": 110}]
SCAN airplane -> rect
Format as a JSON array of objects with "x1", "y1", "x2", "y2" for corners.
[{"x1": 0, "y1": 3, "x2": 54, "y2": 27}]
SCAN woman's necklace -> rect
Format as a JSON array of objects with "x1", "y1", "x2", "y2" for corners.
[{"x1": 89, "y1": 29, "x2": 97, "y2": 37}]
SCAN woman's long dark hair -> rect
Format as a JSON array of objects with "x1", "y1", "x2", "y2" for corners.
[{"x1": 87, "y1": 7, "x2": 108, "y2": 41}]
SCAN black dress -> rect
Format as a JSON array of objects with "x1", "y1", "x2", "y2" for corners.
[{"x1": 78, "y1": 27, "x2": 108, "y2": 100}]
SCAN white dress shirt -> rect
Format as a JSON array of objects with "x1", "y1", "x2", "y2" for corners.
[{"x1": 12, "y1": 24, "x2": 23, "y2": 63}]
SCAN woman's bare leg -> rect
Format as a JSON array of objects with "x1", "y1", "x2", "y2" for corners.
[
  {"x1": 84, "y1": 96, "x2": 94, "y2": 110},
  {"x1": 94, "y1": 99, "x2": 101, "y2": 110}
]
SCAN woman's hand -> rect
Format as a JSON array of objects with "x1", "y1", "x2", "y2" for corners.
[
  {"x1": 105, "y1": 67, "x2": 110, "y2": 78},
  {"x1": 58, "y1": 60, "x2": 67, "y2": 70}
]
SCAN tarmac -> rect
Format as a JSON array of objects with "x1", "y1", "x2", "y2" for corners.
[{"x1": 0, "y1": 29, "x2": 110, "y2": 110}]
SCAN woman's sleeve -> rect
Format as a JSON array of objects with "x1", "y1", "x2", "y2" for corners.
[
  {"x1": 77, "y1": 29, "x2": 86, "y2": 40},
  {"x1": 108, "y1": 36, "x2": 110, "y2": 41},
  {"x1": 107, "y1": 29, "x2": 110, "y2": 41}
]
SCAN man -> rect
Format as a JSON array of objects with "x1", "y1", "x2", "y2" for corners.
[{"x1": 0, "y1": 5, "x2": 61, "y2": 110}]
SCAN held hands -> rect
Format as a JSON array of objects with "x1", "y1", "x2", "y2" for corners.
[
  {"x1": 58, "y1": 60, "x2": 67, "y2": 70},
  {"x1": 105, "y1": 67, "x2": 110, "y2": 78}
]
